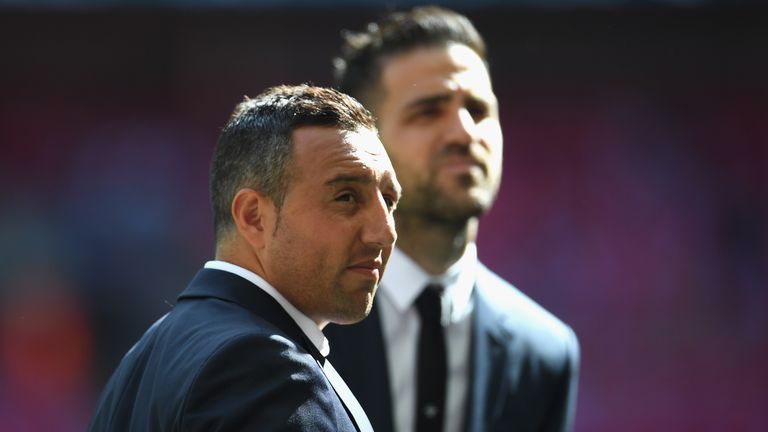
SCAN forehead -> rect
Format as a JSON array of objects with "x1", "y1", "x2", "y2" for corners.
[
  {"x1": 379, "y1": 43, "x2": 495, "y2": 107},
  {"x1": 291, "y1": 126, "x2": 394, "y2": 179}
]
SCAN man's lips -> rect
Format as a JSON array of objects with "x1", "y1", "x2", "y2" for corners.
[
  {"x1": 438, "y1": 155, "x2": 486, "y2": 175},
  {"x1": 346, "y1": 259, "x2": 383, "y2": 279}
]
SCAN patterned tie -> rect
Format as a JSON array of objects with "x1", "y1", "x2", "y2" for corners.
[{"x1": 414, "y1": 284, "x2": 447, "y2": 432}]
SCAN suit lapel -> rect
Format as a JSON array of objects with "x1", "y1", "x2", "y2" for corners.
[{"x1": 466, "y1": 284, "x2": 510, "y2": 432}]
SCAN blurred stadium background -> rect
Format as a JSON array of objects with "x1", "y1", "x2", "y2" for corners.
[{"x1": 0, "y1": 1, "x2": 766, "y2": 430}]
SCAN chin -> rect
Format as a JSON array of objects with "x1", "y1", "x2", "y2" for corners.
[
  {"x1": 427, "y1": 201, "x2": 488, "y2": 223},
  {"x1": 333, "y1": 297, "x2": 374, "y2": 325},
  {"x1": 462, "y1": 192, "x2": 496, "y2": 217},
  {"x1": 331, "y1": 312, "x2": 369, "y2": 326},
  {"x1": 428, "y1": 186, "x2": 494, "y2": 217}
]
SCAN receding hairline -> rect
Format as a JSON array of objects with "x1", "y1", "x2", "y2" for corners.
[{"x1": 287, "y1": 123, "x2": 381, "y2": 173}]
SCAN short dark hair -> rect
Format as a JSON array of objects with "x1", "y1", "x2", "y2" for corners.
[
  {"x1": 210, "y1": 84, "x2": 376, "y2": 242},
  {"x1": 334, "y1": 5, "x2": 487, "y2": 108}
]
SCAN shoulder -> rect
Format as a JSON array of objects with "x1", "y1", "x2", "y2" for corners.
[
  {"x1": 473, "y1": 265, "x2": 580, "y2": 432},
  {"x1": 145, "y1": 296, "x2": 303, "y2": 381},
  {"x1": 166, "y1": 299, "x2": 351, "y2": 430},
  {"x1": 474, "y1": 263, "x2": 579, "y2": 366},
  {"x1": 112, "y1": 298, "x2": 349, "y2": 430},
  {"x1": 181, "y1": 331, "x2": 340, "y2": 429}
]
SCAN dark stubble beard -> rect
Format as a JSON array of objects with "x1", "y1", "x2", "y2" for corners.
[{"x1": 396, "y1": 169, "x2": 498, "y2": 226}]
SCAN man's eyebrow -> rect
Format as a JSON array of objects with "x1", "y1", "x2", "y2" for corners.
[
  {"x1": 325, "y1": 174, "x2": 372, "y2": 186},
  {"x1": 326, "y1": 173, "x2": 401, "y2": 197},
  {"x1": 384, "y1": 175, "x2": 402, "y2": 197},
  {"x1": 404, "y1": 92, "x2": 452, "y2": 111}
]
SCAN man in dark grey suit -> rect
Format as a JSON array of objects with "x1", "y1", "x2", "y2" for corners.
[
  {"x1": 324, "y1": 7, "x2": 580, "y2": 432},
  {"x1": 89, "y1": 85, "x2": 402, "y2": 431}
]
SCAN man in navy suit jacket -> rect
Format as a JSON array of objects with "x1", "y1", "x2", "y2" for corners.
[
  {"x1": 325, "y1": 7, "x2": 580, "y2": 432},
  {"x1": 89, "y1": 85, "x2": 402, "y2": 431}
]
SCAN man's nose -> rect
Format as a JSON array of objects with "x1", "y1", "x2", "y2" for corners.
[{"x1": 361, "y1": 194, "x2": 397, "y2": 249}]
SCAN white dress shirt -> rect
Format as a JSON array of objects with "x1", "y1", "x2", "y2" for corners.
[{"x1": 377, "y1": 244, "x2": 477, "y2": 432}]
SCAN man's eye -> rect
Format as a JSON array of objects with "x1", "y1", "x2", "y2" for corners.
[
  {"x1": 383, "y1": 195, "x2": 396, "y2": 210},
  {"x1": 466, "y1": 102, "x2": 488, "y2": 120},
  {"x1": 335, "y1": 193, "x2": 356, "y2": 202},
  {"x1": 413, "y1": 106, "x2": 441, "y2": 120}
]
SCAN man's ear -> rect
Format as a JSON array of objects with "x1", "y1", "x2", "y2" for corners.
[{"x1": 231, "y1": 188, "x2": 276, "y2": 249}]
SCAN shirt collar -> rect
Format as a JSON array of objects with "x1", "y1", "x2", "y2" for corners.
[
  {"x1": 380, "y1": 243, "x2": 477, "y2": 322},
  {"x1": 204, "y1": 260, "x2": 330, "y2": 357}
]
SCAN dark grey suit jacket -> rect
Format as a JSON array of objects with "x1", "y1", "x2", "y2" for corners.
[
  {"x1": 89, "y1": 268, "x2": 360, "y2": 432},
  {"x1": 325, "y1": 262, "x2": 580, "y2": 432}
]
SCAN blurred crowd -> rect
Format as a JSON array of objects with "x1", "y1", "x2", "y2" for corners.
[{"x1": 1, "y1": 5, "x2": 766, "y2": 431}]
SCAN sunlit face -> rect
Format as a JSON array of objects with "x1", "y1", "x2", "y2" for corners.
[
  {"x1": 261, "y1": 126, "x2": 401, "y2": 326},
  {"x1": 375, "y1": 43, "x2": 503, "y2": 223}
]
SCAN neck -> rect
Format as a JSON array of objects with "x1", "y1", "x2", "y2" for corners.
[{"x1": 394, "y1": 214, "x2": 478, "y2": 275}]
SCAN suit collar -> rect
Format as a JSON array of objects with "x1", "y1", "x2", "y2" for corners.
[
  {"x1": 202, "y1": 260, "x2": 329, "y2": 356},
  {"x1": 177, "y1": 267, "x2": 326, "y2": 363}
]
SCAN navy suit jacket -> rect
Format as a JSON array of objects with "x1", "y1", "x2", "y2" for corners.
[
  {"x1": 325, "y1": 262, "x2": 580, "y2": 432},
  {"x1": 89, "y1": 268, "x2": 360, "y2": 432}
]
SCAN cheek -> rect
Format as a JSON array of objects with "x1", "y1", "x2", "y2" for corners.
[
  {"x1": 302, "y1": 219, "x2": 354, "y2": 264},
  {"x1": 386, "y1": 134, "x2": 435, "y2": 180},
  {"x1": 480, "y1": 123, "x2": 504, "y2": 166},
  {"x1": 275, "y1": 217, "x2": 325, "y2": 265},
  {"x1": 385, "y1": 124, "x2": 436, "y2": 158},
  {"x1": 479, "y1": 120, "x2": 503, "y2": 150}
]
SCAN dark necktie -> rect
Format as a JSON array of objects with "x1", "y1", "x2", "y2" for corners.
[{"x1": 414, "y1": 284, "x2": 447, "y2": 432}]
